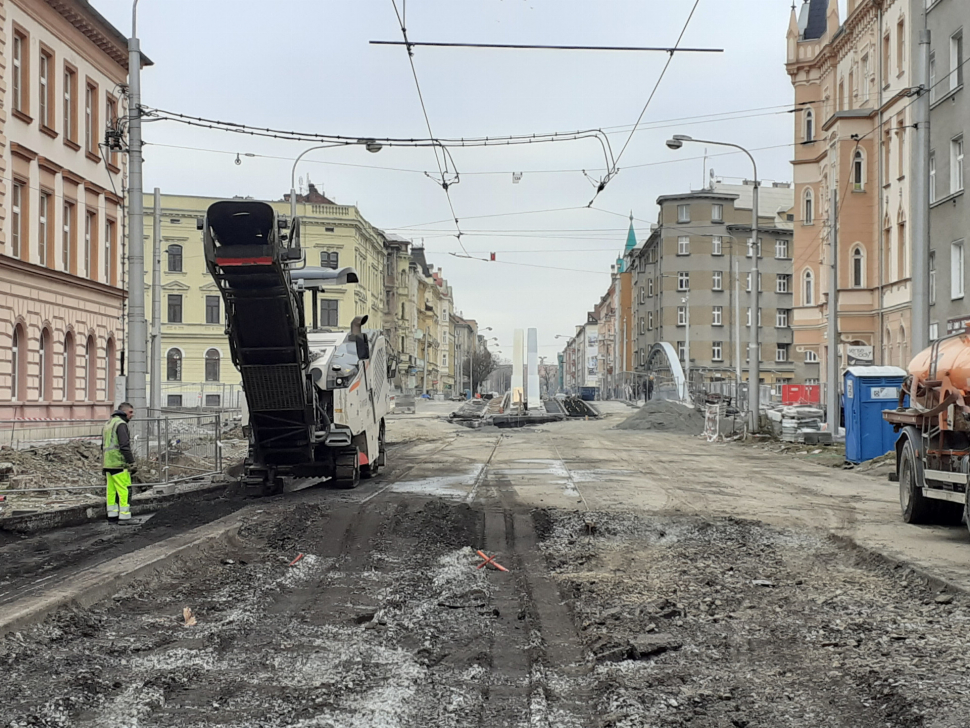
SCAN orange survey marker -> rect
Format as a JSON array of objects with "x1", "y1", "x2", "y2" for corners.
[
  {"x1": 476, "y1": 549, "x2": 509, "y2": 572},
  {"x1": 288, "y1": 553, "x2": 305, "y2": 567}
]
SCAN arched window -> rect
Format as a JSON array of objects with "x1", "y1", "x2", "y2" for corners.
[
  {"x1": 803, "y1": 269, "x2": 815, "y2": 306},
  {"x1": 85, "y1": 335, "x2": 96, "y2": 401},
  {"x1": 167, "y1": 244, "x2": 183, "y2": 272},
  {"x1": 105, "y1": 338, "x2": 115, "y2": 401},
  {"x1": 898, "y1": 325, "x2": 907, "y2": 368},
  {"x1": 803, "y1": 188, "x2": 814, "y2": 225},
  {"x1": 205, "y1": 348, "x2": 220, "y2": 382},
  {"x1": 11, "y1": 324, "x2": 26, "y2": 401},
  {"x1": 853, "y1": 149, "x2": 865, "y2": 191},
  {"x1": 804, "y1": 109, "x2": 814, "y2": 142},
  {"x1": 39, "y1": 328, "x2": 52, "y2": 401},
  {"x1": 897, "y1": 210, "x2": 907, "y2": 280},
  {"x1": 63, "y1": 332, "x2": 75, "y2": 401},
  {"x1": 166, "y1": 349, "x2": 182, "y2": 382},
  {"x1": 851, "y1": 247, "x2": 865, "y2": 288}
]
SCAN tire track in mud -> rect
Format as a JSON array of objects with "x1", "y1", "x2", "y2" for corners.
[{"x1": 475, "y1": 451, "x2": 592, "y2": 728}]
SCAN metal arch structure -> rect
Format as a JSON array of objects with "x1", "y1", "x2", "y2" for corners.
[{"x1": 646, "y1": 342, "x2": 688, "y2": 402}]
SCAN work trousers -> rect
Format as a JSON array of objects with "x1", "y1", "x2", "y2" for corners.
[{"x1": 106, "y1": 470, "x2": 132, "y2": 520}]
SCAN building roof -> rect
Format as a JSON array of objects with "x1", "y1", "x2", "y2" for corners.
[
  {"x1": 802, "y1": 0, "x2": 827, "y2": 41},
  {"x1": 410, "y1": 246, "x2": 432, "y2": 277},
  {"x1": 713, "y1": 182, "x2": 794, "y2": 229},
  {"x1": 625, "y1": 214, "x2": 637, "y2": 253},
  {"x1": 59, "y1": 0, "x2": 154, "y2": 68}
]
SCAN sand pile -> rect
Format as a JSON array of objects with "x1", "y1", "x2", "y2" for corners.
[{"x1": 615, "y1": 399, "x2": 705, "y2": 435}]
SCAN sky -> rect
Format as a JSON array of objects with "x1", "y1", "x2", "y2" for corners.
[{"x1": 94, "y1": 0, "x2": 806, "y2": 360}]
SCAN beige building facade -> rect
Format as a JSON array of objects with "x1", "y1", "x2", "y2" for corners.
[
  {"x1": 787, "y1": 0, "x2": 914, "y2": 391},
  {"x1": 1, "y1": 0, "x2": 139, "y2": 419}
]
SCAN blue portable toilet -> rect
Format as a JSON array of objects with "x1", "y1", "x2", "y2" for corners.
[{"x1": 843, "y1": 366, "x2": 908, "y2": 463}]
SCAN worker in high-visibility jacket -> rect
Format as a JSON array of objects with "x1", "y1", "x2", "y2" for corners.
[{"x1": 102, "y1": 403, "x2": 137, "y2": 521}]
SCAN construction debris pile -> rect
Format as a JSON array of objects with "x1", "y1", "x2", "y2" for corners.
[
  {"x1": 616, "y1": 399, "x2": 706, "y2": 435},
  {"x1": 769, "y1": 405, "x2": 831, "y2": 445},
  {"x1": 0, "y1": 441, "x2": 104, "y2": 493}
]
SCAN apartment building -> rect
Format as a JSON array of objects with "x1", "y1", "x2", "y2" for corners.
[
  {"x1": 628, "y1": 182, "x2": 801, "y2": 388},
  {"x1": 923, "y1": 0, "x2": 970, "y2": 339},
  {"x1": 786, "y1": 0, "x2": 914, "y2": 384},
  {"x1": 1, "y1": 0, "x2": 145, "y2": 419}
]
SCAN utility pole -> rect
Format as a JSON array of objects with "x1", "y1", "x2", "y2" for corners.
[
  {"x1": 126, "y1": 0, "x2": 147, "y2": 414},
  {"x1": 422, "y1": 327, "x2": 430, "y2": 394},
  {"x1": 150, "y1": 188, "x2": 161, "y2": 416},
  {"x1": 683, "y1": 291, "x2": 690, "y2": 398},
  {"x1": 912, "y1": 27, "x2": 932, "y2": 353},
  {"x1": 748, "y1": 179, "x2": 760, "y2": 432},
  {"x1": 733, "y1": 240, "x2": 742, "y2": 395},
  {"x1": 827, "y1": 186, "x2": 840, "y2": 433}
]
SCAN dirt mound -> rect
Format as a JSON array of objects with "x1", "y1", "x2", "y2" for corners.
[
  {"x1": 615, "y1": 399, "x2": 705, "y2": 434},
  {"x1": 0, "y1": 441, "x2": 103, "y2": 491}
]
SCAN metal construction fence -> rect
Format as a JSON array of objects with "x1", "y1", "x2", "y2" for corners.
[{"x1": 0, "y1": 414, "x2": 224, "y2": 488}]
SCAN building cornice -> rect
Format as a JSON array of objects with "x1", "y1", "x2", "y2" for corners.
[{"x1": 0, "y1": 254, "x2": 125, "y2": 298}]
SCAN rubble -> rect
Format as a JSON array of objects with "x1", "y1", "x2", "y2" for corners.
[{"x1": 615, "y1": 399, "x2": 706, "y2": 434}]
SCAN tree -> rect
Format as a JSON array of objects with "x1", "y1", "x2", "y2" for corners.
[{"x1": 462, "y1": 348, "x2": 499, "y2": 393}]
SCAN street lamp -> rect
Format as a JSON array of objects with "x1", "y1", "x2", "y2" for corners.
[
  {"x1": 290, "y1": 139, "x2": 382, "y2": 220},
  {"x1": 666, "y1": 134, "x2": 761, "y2": 433}
]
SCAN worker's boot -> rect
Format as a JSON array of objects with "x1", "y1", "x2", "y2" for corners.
[
  {"x1": 107, "y1": 504, "x2": 119, "y2": 519},
  {"x1": 118, "y1": 505, "x2": 131, "y2": 522}
]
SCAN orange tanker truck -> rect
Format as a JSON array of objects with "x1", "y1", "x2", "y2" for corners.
[{"x1": 884, "y1": 328, "x2": 970, "y2": 534}]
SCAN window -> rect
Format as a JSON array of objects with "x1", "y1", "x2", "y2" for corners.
[
  {"x1": 84, "y1": 336, "x2": 95, "y2": 401},
  {"x1": 929, "y1": 151, "x2": 937, "y2": 202},
  {"x1": 677, "y1": 272, "x2": 689, "y2": 291},
  {"x1": 746, "y1": 308, "x2": 752, "y2": 327},
  {"x1": 712, "y1": 236, "x2": 723, "y2": 255},
  {"x1": 39, "y1": 49, "x2": 52, "y2": 128},
  {"x1": 929, "y1": 51, "x2": 937, "y2": 103},
  {"x1": 104, "y1": 219, "x2": 116, "y2": 284},
  {"x1": 168, "y1": 244, "x2": 183, "y2": 272},
  {"x1": 803, "y1": 188, "x2": 814, "y2": 224},
  {"x1": 930, "y1": 323, "x2": 939, "y2": 341},
  {"x1": 39, "y1": 330, "x2": 51, "y2": 401},
  {"x1": 105, "y1": 339, "x2": 115, "y2": 401},
  {"x1": 647, "y1": 312, "x2": 653, "y2": 330},
  {"x1": 712, "y1": 204, "x2": 723, "y2": 222},
  {"x1": 852, "y1": 247, "x2": 865, "y2": 288},
  {"x1": 775, "y1": 239, "x2": 789, "y2": 259},
  {"x1": 84, "y1": 83, "x2": 94, "y2": 153},
  {"x1": 853, "y1": 150, "x2": 865, "y2": 191},
  {"x1": 677, "y1": 236, "x2": 690, "y2": 255},
  {"x1": 929, "y1": 251, "x2": 936, "y2": 305},
  {"x1": 166, "y1": 350, "x2": 182, "y2": 382},
  {"x1": 167, "y1": 395, "x2": 183, "y2": 408},
  {"x1": 951, "y1": 31, "x2": 964, "y2": 92},
  {"x1": 712, "y1": 306, "x2": 723, "y2": 326},
  {"x1": 639, "y1": 316, "x2": 645, "y2": 334},
  {"x1": 205, "y1": 394, "x2": 221, "y2": 407},
  {"x1": 321, "y1": 299, "x2": 339, "y2": 327},
  {"x1": 746, "y1": 272, "x2": 762, "y2": 291},
  {"x1": 205, "y1": 349, "x2": 220, "y2": 382},
  {"x1": 897, "y1": 19, "x2": 905, "y2": 75},
  {"x1": 776, "y1": 344, "x2": 789, "y2": 362},
  {"x1": 776, "y1": 309, "x2": 790, "y2": 328},
  {"x1": 776, "y1": 274, "x2": 790, "y2": 293},
  {"x1": 84, "y1": 211, "x2": 95, "y2": 278},
  {"x1": 951, "y1": 240, "x2": 965, "y2": 299},
  {"x1": 11, "y1": 182, "x2": 23, "y2": 259},
  {"x1": 11, "y1": 326, "x2": 23, "y2": 400},
  {"x1": 746, "y1": 238, "x2": 763, "y2": 257},
  {"x1": 38, "y1": 192, "x2": 50, "y2": 267},
  {"x1": 64, "y1": 66, "x2": 77, "y2": 143},
  {"x1": 804, "y1": 108, "x2": 814, "y2": 142},
  {"x1": 168, "y1": 294, "x2": 183, "y2": 323},
  {"x1": 63, "y1": 333, "x2": 75, "y2": 401},
  {"x1": 838, "y1": 78, "x2": 845, "y2": 111},
  {"x1": 712, "y1": 341, "x2": 723, "y2": 361},
  {"x1": 677, "y1": 204, "x2": 690, "y2": 223},
  {"x1": 805, "y1": 350, "x2": 819, "y2": 363},
  {"x1": 677, "y1": 341, "x2": 686, "y2": 361},
  {"x1": 647, "y1": 278, "x2": 654, "y2": 297},
  {"x1": 638, "y1": 286, "x2": 644, "y2": 303},
  {"x1": 803, "y1": 269, "x2": 815, "y2": 306},
  {"x1": 883, "y1": 33, "x2": 891, "y2": 85},
  {"x1": 712, "y1": 271, "x2": 722, "y2": 291},
  {"x1": 206, "y1": 295, "x2": 221, "y2": 324},
  {"x1": 884, "y1": 129, "x2": 893, "y2": 178},
  {"x1": 952, "y1": 137, "x2": 964, "y2": 192},
  {"x1": 62, "y1": 202, "x2": 74, "y2": 271},
  {"x1": 106, "y1": 96, "x2": 118, "y2": 167},
  {"x1": 12, "y1": 29, "x2": 26, "y2": 116},
  {"x1": 320, "y1": 251, "x2": 339, "y2": 269}
]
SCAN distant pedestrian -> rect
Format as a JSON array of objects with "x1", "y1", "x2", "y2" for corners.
[
  {"x1": 647, "y1": 376, "x2": 655, "y2": 401},
  {"x1": 102, "y1": 403, "x2": 137, "y2": 522}
]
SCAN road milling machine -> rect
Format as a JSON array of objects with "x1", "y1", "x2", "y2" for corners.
[
  {"x1": 201, "y1": 200, "x2": 391, "y2": 495},
  {"x1": 884, "y1": 328, "x2": 970, "y2": 534}
]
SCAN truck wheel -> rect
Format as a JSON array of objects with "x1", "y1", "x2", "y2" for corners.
[
  {"x1": 334, "y1": 449, "x2": 360, "y2": 489},
  {"x1": 966, "y1": 491, "x2": 970, "y2": 538},
  {"x1": 900, "y1": 439, "x2": 933, "y2": 524}
]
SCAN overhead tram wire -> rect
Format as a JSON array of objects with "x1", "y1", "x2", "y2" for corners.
[
  {"x1": 589, "y1": 0, "x2": 704, "y2": 206},
  {"x1": 370, "y1": 40, "x2": 722, "y2": 54}
]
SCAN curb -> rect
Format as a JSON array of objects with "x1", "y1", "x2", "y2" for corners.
[
  {"x1": 0, "y1": 508, "x2": 248, "y2": 637},
  {"x1": 0, "y1": 481, "x2": 230, "y2": 535}
]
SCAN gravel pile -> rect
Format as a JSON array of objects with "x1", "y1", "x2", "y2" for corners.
[{"x1": 615, "y1": 399, "x2": 706, "y2": 435}]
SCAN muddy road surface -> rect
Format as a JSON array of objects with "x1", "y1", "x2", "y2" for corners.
[{"x1": 2, "y1": 403, "x2": 970, "y2": 727}]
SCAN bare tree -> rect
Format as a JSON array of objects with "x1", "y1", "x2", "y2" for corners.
[{"x1": 462, "y1": 348, "x2": 499, "y2": 392}]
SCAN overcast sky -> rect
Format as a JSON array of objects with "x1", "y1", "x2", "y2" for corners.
[{"x1": 95, "y1": 0, "x2": 806, "y2": 360}]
